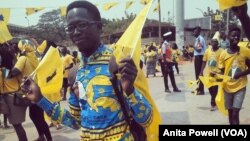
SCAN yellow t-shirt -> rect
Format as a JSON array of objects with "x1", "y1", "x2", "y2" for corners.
[
  {"x1": 62, "y1": 54, "x2": 73, "y2": 78},
  {"x1": 203, "y1": 48, "x2": 224, "y2": 75},
  {"x1": 172, "y1": 49, "x2": 181, "y2": 62},
  {"x1": 188, "y1": 47, "x2": 194, "y2": 53},
  {"x1": 14, "y1": 55, "x2": 39, "y2": 77},
  {"x1": 218, "y1": 46, "x2": 250, "y2": 93}
]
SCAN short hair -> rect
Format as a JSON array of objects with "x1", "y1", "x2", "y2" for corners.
[
  {"x1": 66, "y1": 0, "x2": 101, "y2": 21},
  {"x1": 228, "y1": 27, "x2": 241, "y2": 35},
  {"x1": 193, "y1": 26, "x2": 201, "y2": 31}
]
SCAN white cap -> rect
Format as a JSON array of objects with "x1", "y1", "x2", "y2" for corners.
[{"x1": 163, "y1": 31, "x2": 172, "y2": 37}]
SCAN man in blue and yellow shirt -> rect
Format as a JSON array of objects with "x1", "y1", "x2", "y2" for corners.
[{"x1": 22, "y1": 1, "x2": 152, "y2": 140}]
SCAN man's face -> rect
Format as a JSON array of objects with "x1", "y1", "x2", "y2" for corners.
[
  {"x1": 66, "y1": 8, "x2": 101, "y2": 54},
  {"x1": 228, "y1": 30, "x2": 240, "y2": 47},
  {"x1": 211, "y1": 39, "x2": 218, "y2": 49},
  {"x1": 193, "y1": 29, "x2": 200, "y2": 37}
]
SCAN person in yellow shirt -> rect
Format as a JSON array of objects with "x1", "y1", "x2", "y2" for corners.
[
  {"x1": 11, "y1": 39, "x2": 53, "y2": 141},
  {"x1": 218, "y1": 27, "x2": 250, "y2": 125},
  {"x1": 0, "y1": 43, "x2": 28, "y2": 141},
  {"x1": 200, "y1": 39, "x2": 224, "y2": 111},
  {"x1": 72, "y1": 51, "x2": 80, "y2": 65},
  {"x1": 59, "y1": 46, "x2": 74, "y2": 101},
  {"x1": 172, "y1": 43, "x2": 182, "y2": 74}
]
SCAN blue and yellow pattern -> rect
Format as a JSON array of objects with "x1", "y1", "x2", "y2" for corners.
[{"x1": 37, "y1": 44, "x2": 152, "y2": 141}]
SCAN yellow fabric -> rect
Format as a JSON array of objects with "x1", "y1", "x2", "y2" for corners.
[
  {"x1": 26, "y1": 8, "x2": 45, "y2": 16},
  {"x1": 0, "y1": 8, "x2": 12, "y2": 43},
  {"x1": 212, "y1": 31, "x2": 220, "y2": 41},
  {"x1": 0, "y1": 22, "x2": 12, "y2": 43},
  {"x1": 15, "y1": 54, "x2": 39, "y2": 77},
  {"x1": 203, "y1": 48, "x2": 224, "y2": 75},
  {"x1": 217, "y1": 0, "x2": 248, "y2": 10},
  {"x1": 215, "y1": 85, "x2": 228, "y2": 115},
  {"x1": 113, "y1": 1, "x2": 161, "y2": 140},
  {"x1": 126, "y1": 1, "x2": 134, "y2": 10},
  {"x1": 0, "y1": 8, "x2": 10, "y2": 24},
  {"x1": 1, "y1": 78, "x2": 19, "y2": 94},
  {"x1": 187, "y1": 47, "x2": 194, "y2": 53},
  {"x1": 218, "y1": 46, "x2": 250, "y2": 93},
  {"x1": 60, "y1": 6, "x2": 66, "y2": 16},
  {"x1": 33, "y1": 47, "x2": 63, "y2": 95},
  {"x1": 103, "y1": 2, "x2": 118, "y2": 11},
  {"x1": 238, "y1": 41, "x2": 249, "y2": 48},
  {"x1": 18, "y1": 40, "x2": 36, "y2": 53},
  {"x1": 199, "y1": 76, "x2": 220, "y2": 89},
  {"x1": 62, "y1": 54, "x2": 73, "y2": 78},
  {"x1": 37, "y1": 40, "x2": 47, "y2": 55},
  {"x1": 172, "y1": 49, "x2": 181, "y2": 62}
]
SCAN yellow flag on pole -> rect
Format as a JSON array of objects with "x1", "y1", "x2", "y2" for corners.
[
  {"x1": 0, "y1": 8, "x2": 10, "y2": 24},
  {"x1": 103, "y1": 2, "x2": 118, "y2": 11},
  {"x1": 26, "y1": 7, "x2": 45, "y2": 16},
  {"x1": 60, "y1": 6, "x2": 66, "y2": 16},
  {"x1": 113, "y1": 1, "x2": 161, "y2": 140},
  {"x1": 125, "y1": 0, "x2": 134, "y2": 10},
  {"x1": 217, "y1": 0, "x2": 248, "y2": 10},
  {"x1": 33, "y1": 47, "x2": 63, "y2": 94},
  {"x1": 0, "y1": 8, "x2": 12, "y2": 43}
]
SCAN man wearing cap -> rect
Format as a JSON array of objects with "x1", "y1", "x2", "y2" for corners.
[
  {"x1": 161, "y1": 32, "x2": 181, "y2": 93},
  {"x1": 193, "y1": 26, "x2": 207, "y2": 95}
]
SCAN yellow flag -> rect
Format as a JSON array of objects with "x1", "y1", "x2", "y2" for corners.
[
  {"x1": 238, "y1": 41, "x2": 249, "y2": 48},
  {"x1": 60, "y1": 6, "x2": 66, "y2": 16},
  {"x1": 153, "y1": 3, "x2": 160, "y2": 12},
  {"x1": 26, "y1": 7, "x2": 45, "y2": 16},
  {"x1": 103, "y1": 2, "x2": 118, "y2": 11},
  {"x1": 114, "y1": 1, "x2": 161, "y2": 141},
  {"x1": 0, "y1": 8, "x2": 10, "y2": 24},
  {"x1": 216, "y1": 85, "x2": 228, "y2": 115},
  {"x1": 217, "y1": 0, "x2": 248, "y2": 10},
  {"x1": 33, "y1": 47, "x2": 63, "y2": 94},
  {"x1": 199, "y1": 76, "x2": 220, "y2": 89},
  {"x1": 140, "y1": 0, "x2": 151, "y2": 5},
  {"x1": 0, "y1": 8, "x2": 12, "y2": 43},
  {"x1": 125, "y1": 0, "x2": 134, "y2": 10},
  {"x1": 0, "y1": 23, "x2": 12, "y2": 43},
  {"x1": 37, "y1": 40, "x2": 47, "y2": 55},
  {"x1": 187, "y1": 80, "x2": 199, "y2": 89}
]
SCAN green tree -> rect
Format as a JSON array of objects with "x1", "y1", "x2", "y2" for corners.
[
  {"x1": 203, "y1": 7, "x2": 238, "y2": 33},
  {"x1": 31, "y1": 9, "x2": 68, "y2": 44}
]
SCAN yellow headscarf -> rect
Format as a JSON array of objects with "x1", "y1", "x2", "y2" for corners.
[{"x1": 18, "y1": 39, "x2": 36, "y2": 52}]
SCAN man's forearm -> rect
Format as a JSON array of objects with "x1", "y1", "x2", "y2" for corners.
[{"x1": 239, "y1": 14, "x2": 250, "y2": 41}]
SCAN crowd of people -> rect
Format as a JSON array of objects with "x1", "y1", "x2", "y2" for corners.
[{"x1": 1, "y1": 0, "x2": 250, "y2": 141}]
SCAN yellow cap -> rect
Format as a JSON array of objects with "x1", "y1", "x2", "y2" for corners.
[{"x1": 18, "y1": 39, "x2": 35, "y2": 52}]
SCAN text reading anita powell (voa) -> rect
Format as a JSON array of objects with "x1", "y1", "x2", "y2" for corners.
[{"x1": 159, "y1": 125, "x2": 249, "y2": 140}]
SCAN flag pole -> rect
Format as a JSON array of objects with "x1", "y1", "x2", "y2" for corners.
[{"x1": 158, "y1": 0, "x2": 162, "y2": 45}]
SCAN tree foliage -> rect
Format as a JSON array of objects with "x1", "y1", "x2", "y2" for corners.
[{"x1": 203, "y1": 7, "x2": 238, "y2": 33}]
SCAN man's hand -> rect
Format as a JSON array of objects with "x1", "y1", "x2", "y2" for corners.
[
  {"x1": 21, "y1": 76, "x2": 43, "y2": 103},
  {"x1": 233, "y1": 72, "x2": 242, "y2": 79},
  {"x1": 118, "y1": 56, "x2": 137, "y2": 95}
]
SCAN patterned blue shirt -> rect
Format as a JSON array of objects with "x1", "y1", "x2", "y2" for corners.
[{"x1": 37, "y1": 44, "x2": 152, "y2": 141}]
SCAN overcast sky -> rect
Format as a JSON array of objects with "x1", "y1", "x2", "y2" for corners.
[{"x1": 0, "y1": 0, "x2": 250, "y2": 27}]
